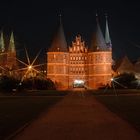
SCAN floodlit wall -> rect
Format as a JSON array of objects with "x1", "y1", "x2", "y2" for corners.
[
  {"x1": 47, "y1": 52, "x2": 69, "y2": 90},
  {"x1": 88, "y1": 51, "x2": 112, "y2": 89},
  {"x1": 47, "y1": 36, "x2": 112, "y2": 90}
]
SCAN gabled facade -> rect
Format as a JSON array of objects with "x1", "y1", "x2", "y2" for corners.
[
  {"x1": 69, "y1": 35, "x2": 88, "y2": 88},
  {"x1": 47, "y1": 16, "x2": 112, "y2": 89}
]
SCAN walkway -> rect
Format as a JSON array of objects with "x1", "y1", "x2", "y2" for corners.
[{"x1": 13, "y1": 91, "x2": 140, "y2": 140}]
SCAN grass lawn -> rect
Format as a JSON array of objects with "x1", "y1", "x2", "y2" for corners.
[
  {"x1": 95, "y1": 93, "x2": 140, "y2": 132},
  {"x1": 0, "y1": 90, "x2": 67, "y2": 140}
]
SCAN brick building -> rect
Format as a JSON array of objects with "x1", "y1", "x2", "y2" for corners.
[
  {"x1": 0, "y1": 31, "x2": 18, "y2": 77},
  {"x1": 47, "y1": 15, "x2": 112, "y2": 90}
]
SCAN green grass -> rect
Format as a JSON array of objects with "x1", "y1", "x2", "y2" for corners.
[
  {"x1": 95, "y1": 94, "x2": 140, "y2": 132},
  {"x1": 0, "y1": 92, "x2": 66, "y2": 140}
]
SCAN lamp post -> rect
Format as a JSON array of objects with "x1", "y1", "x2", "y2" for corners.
[
  {"x1": 111, "y1": 78, "x2": 117, "y2": 96},
  {"x1": 28, "y1": 65, "x2": 34, "y2": 90}
]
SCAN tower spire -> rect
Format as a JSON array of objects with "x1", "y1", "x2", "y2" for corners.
[
  {"x1": 0, "y1": 31, "x2": 5, "y2": 52},
  {"x1": 8, "y1": 31, "x2": 16, "y2": 53},
  {"x1": 7, "y1": 31, "x2": 17, "y2": 71},
  {"x1": 105, "y1": 14, "x2": 112, "y2": 50}
]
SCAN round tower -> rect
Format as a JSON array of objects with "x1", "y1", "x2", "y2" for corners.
[
  {"x1": 46, "y1": 16, "x2": 69, "y2": 90},
  {"x1": 88, "y1": 14, "x2": 112, "y2": 89}
]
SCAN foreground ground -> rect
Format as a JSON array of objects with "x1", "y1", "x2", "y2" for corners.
[
  {"x1": 13, "y1": 90, "x2": 140, "y2": 140},
  {"x1": 0, "y1": 91, "x2": 67, "y2": 140},
  {"x1": 95, "y1": 94, "x2": 140, "y2": 132}
]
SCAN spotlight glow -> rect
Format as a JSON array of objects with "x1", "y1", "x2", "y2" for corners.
[
  {"x1": 111, "y1": 78, "x2": 114, "y2": 81},
  {"x1": 28, "y1": 65, "x2": 32, "y2": 70},
  {"x1": 74, "y1": 80, "x2": 84, "y2": 84},
  {"x1": 15, "y1": 48, "x2": 46, "y2": 83}
]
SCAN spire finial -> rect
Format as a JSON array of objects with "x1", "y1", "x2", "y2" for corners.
[
  {"x1": 105, "y1": 13, "x2": 108, "y2": 19},
  {"x1": 96, "y1": 13, "x2": 98, "y2": 17},
  {"x1": 59, "y1": 14, "x2": 62, "y2": 24},
  {"x1": 96, "y1": 12, "x2": 99, "y2": 23}
]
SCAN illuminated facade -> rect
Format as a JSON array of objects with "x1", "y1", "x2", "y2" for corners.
[
  {"x1": 0, "y1": 31, "x2": 18, "y2": 77},
  {"x1": 47, "y1": 16, "x2": 112, "y2": 89},
  {"x1": 69, "y1": 36, "x2": 88, "y2": 89}
]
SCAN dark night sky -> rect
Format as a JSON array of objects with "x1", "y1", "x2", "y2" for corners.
[{"x1": 0, "y1": 0, "x2": 140, "y2": 62}]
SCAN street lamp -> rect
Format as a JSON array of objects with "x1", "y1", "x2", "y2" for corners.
[
  {"x1": 111, "y1": 78, "x2": 114, "y2": 81},
  {"x1": 28, "y1": 65, "x2": 32, "y2": 70}
]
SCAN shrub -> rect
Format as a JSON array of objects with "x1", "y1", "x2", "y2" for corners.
[
  {"x1": 112, "y1": 73, "x2": 136, "y2": 89},
  {"x1": 21, "y1": 78, "x2": 56, "y2": 90},
  {"x1": 0, "y1": 76, "x2": 19, "y2": 92}
]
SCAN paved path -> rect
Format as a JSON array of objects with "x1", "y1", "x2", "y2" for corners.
[{"x1": 13, "y1": 91, "x2": 140, "y2": 140}]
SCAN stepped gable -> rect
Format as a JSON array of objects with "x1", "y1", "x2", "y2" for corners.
[{"x1": 69, "y1": 35, "x2": 88, "y2": 53}]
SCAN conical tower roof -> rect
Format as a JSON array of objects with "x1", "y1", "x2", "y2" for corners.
[
  {"x1": 134, "y1": 59, "x2": 140, "y2": 73},
  {"x1": 8, "y1": 31, "x2": 16, "y2": 53},
  {"x1": 117, "y1": 55, "x2": 134, "y2": 73},
  {"x1": 48, "y1": 15, "x2": 68, "y2": 52},
  {"x1": 105, "y1": 15, "x2": 112, "y2": 50},
  {"x1": 0, "y1": 31, "x2": 5, "y2": 52},
  {"x1": 90, "y1": 14, "x2": 107, "y2": 51}
]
